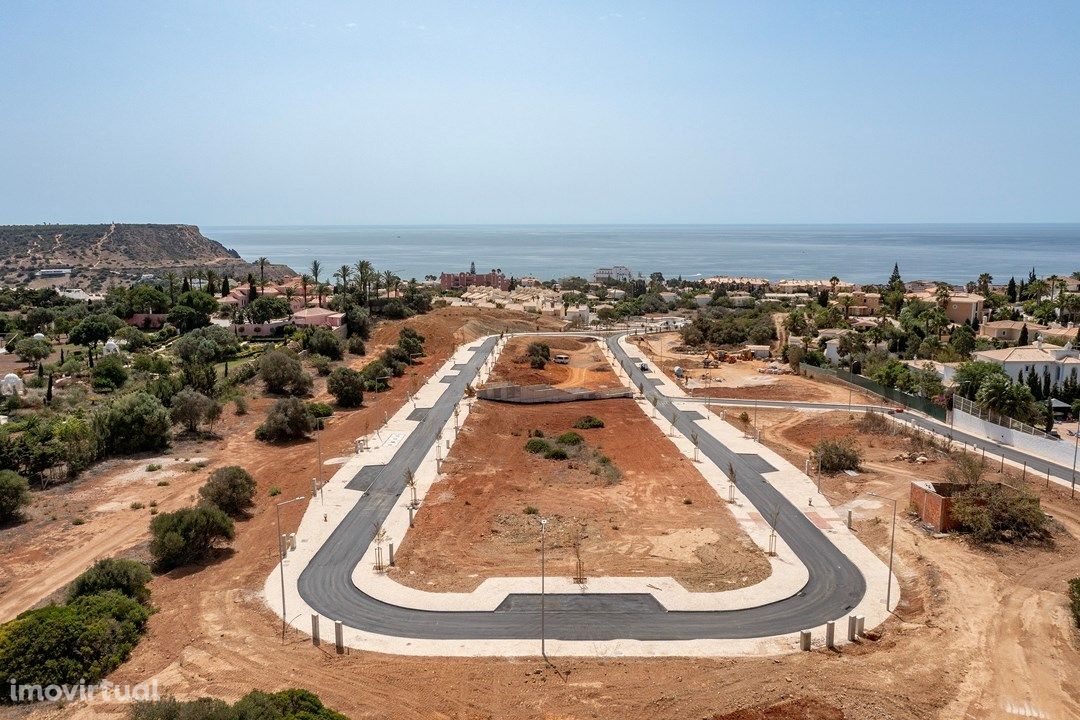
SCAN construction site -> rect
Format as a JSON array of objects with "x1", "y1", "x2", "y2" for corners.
[{"x1": 1, "y1": 313, "x2": 1078, "y2": 720}]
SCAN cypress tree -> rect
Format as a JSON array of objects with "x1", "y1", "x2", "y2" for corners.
[
  {"x1": 45, "y1": 373, "x2": 53, "y2": 404},
  {"x1": 1018, "y1": 323, "x2": 1029, "y2": 346},
  {"x1": 221, "y1": 276, "x2": 230, "y2": 296},
  {"x1": 181, "y1": 276, "x2": 191, "y2": 294},
  {"x1": 1006, "y1": 277, "x2": 1017, "y2": 303},
  {"x1": 60, "y1": 347, "x2": 65, "y2": 364},
  {"x1": 37, "y1": 363, "x2": 43, "y2": 379}
]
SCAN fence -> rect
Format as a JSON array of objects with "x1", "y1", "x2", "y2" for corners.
[
  {"x1": 801, "y1": 364, "x2": 947, "y2": 421},
  {"x1": 952, "y1": 395, "x2": 1055, "y2": 439}
]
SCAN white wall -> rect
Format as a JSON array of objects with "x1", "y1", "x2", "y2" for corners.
[{"x1": 952, "y1": 408, "x2": 1077, "y2": 468}]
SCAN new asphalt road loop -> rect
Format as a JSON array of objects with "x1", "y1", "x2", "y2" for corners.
[{"x1": 297, "y1": 334, "x2": 866, "y2": 641}]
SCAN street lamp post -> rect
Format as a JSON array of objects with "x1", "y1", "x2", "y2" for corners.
[
  {"x1": 1071, "y1": 424, "x2": 1078, "y2": 499},
  {"x1": 538, "y1": 516, "x2": 548, "y2": 659},
  {"x1": 275, "y1": 495, "x2": 307, "y2": 641},
  {"x1": 866, "y1": 492, "x2": 896, "y2": 611}
]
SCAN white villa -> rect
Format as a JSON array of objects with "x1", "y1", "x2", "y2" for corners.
[{"x1": 972, "y1": 338, "x2": 1080, "y2": 384}]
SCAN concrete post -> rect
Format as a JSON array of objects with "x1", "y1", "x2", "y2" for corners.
[
  {"x1": 408, "y1": 506, "x2": 414, "y2": 527},
  {"x1": 847, "y1": 614, "x2": 858, "y2": 641},
  {"x1": 388, "y1": 542, "x2": 395, "y2": 566},
  {"x1": 334, "y1": 620, "x2": 344, "y2": 654},
  {"x1": 728, "y1": 484, "x2": 735, "y2": 503},
  {"x1": 280, "y1": 534, "x2": 289, "y2": 557},
  {"x1": 800, "y1": 629, "x2": 811, "y2": 651},
  {"x1": 825, "y1": 620, "x2": 836, "y2": 649},
  {"x1": 846, "y1": 509, "x2": 853, "y2": 529},
  {"x1": 311, "y1": 614, "x2": 320, "y2": 646},
  {"x1": 856, "y1": 615, "x2": 865, "y2": 637},
  {"x1": 289, "y1": 533, "x2": 297, "y2": 551}
]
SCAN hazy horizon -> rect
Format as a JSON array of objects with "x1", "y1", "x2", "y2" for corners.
[{"x1": 2, "y1": 2, "x2": 1079, "y2": 226}]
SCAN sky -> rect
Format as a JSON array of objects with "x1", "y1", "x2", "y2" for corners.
[{"x1": 1, "y1": 1, "x2": 1078, "y2": 226}]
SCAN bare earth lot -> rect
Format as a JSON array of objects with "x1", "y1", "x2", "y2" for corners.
[
  {"x1": 391, "y1": 397, "x2": 771, "y2": 592},
  {"x1": 484, "y1": 335, "x2": 623, "y2": 391}
]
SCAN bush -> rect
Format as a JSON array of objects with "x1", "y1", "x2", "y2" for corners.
[
  {"x1": 95, "y1": 391, "x2": 171, "y2": 456},
  {"x1": 307, "y1": 402, "x2": 334, "y2": 418},
  {"x1": 67, "y1": 558, "x2": 152, "y2": 605},
  {"x1": 308, "y1": 353, "x2": 332, "y2": 376},
  {"x1": 305, "y1": 328, "x2": 344, "y2": 361},
  {"x1": 133, "y1": 353, "x2": 172, "y2": 375},
  {"x1": 544, "y1": 447, "x2": 569, "y2": 460},
  {"x1": 0, "y1": 591, "x2": 151, "y2": 692},
  {"x1": 0, "y1": 470, "x2": 31, "y2": 523},
  {"x1": 170, "y1": 387, "x2": 214, "y2": 432},
  {"x1": 1070, "y1": 578, "x2": 1080, "y2": 629},
  {"x1": 149, "y1": 505, "x2": 234, "y2": 571},
  {"x1": 199, "y1": 466, "x2": 256, "y2": 516},
  {"x1": 326, "y1": 366, "x2": 364, "y2": 408},
  {"x1": 256, "y1": 397, "x2": 314, "y2": 442},
  {"x1": 91, "y1": 354, "x2": 128, "y2": 390},
  {"x1": 524, "y1": 438, "x2": 551, "y2": 454},
  {"x1": 951, "y1": 484, "x2": 1048, "y2": 543},
  {"x1": 556, "y1": 431, "x2": 584, "y2": 445},
  {"x1": 347, "y1": 335, "x2": 367, "y2": 356},
  {"x1": 523, "y1": 505, "x2": 539, "y2": 515},
  {"x1": 172, "y1": 325, "x2": 241, "y2": 365},
  {"x1": 259, "y1": 348, "x2": 313, "y2": 396},
  {"x1": 812, "y1": 438, "x2": 862, "y2": 474},
  {"x1": 131, "y1": 689, "x2": 347, "y2": 720},
  {"x1": 398, "y1": 327, "x2": 425, "y2": 358},
  {"x1": 573, "y1": 415, "x2": 605, "y2": 429}
]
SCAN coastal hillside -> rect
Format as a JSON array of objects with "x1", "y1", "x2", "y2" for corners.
[{"x1": 0, "y1": 223, "x2": 294, "y2": 291}]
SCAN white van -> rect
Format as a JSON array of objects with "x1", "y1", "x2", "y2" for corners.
[{"x1": 553, "y1": 354, "x2": 570, "y2": 364}]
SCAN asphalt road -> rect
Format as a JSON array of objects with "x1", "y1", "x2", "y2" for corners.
[{"x1": 296, "y1": 334, "x2": 867, "y2": 641}]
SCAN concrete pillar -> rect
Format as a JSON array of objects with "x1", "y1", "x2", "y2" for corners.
[
  {"x1": 728, "y1": 485, "x2": 735, "y2": 503},
  {"x1": 388, "y1": 543, "x2": 395, "y2": 566},
  {"x1": 408, "y1": 506, "x2": 414, "y2": 527},
  {"x1": 289, "y1": 533, "x2": 297, "y2": 551},
  {"x1": 847, "y1": 614, "x2": 858, "y2": 641},
  {"x1": 280, "y1": 534, "x2": 289, "y2": 557},
  {"x1": 334, "y1": 620, "x2": 344, "y2": 654},
  {"x1": 311, "y1": 614, "x2": 320, "y2": 646},
  {"x1": 825, "y1": 620, "x2": 836, "y2": 649},
  {"x1": 799, "y1": 629, "x2": 811, "y2": 651},
  {"x1": 846, "y1": 509, "x2": 853, "y2": 529},
  {"x1": 856, "y1": 616, "x2": 865, "y2": 637}
]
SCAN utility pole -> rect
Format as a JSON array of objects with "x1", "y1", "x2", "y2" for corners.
[
  {"x1": 537, "y1": 517, "x2": 548, "y2": 659},
  {"x1": 276, "y1": 495, "x2": 307, "y2": 641},
  {"x1": 867, "y1": 492, "x2": 896, "y2": 611}
]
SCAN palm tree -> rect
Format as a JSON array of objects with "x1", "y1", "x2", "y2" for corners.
[
  {"x1": 316, "y1": 282, "x2": 329, "y2": 308},
  {"x1": 164, "y1": 271, "x2": 179, "y2": 303},
  {"x1": 300, "y1": 274, "x2": 311, "y2": 307},
  {"x1": 258, "y1": 257, "x2": 268, "y2": 289},
  {"x1": 934, "y1": 284, "x2": 952, "y2": 310},
  {"x1": 839, "y1": 294, "x2": 854, "y2": 318},
  {"x1": 283, "y1": 286, "x2": 296, "y2": 311},
  {"x1": 829, "y1": 276, "x2": 839, "y2": 297},
  {"x1": 383, "y1": 270, "x2": 395, "y2": 298},
  {"x1": 310, "y1": 260, "x2": 322, "y2": 306},
  {"x1": 371, "y1": 273, "x2": 382, "y2": 301},
  {"x1": 354, "y1": 260, "x2": 374, "y2": 308},
  {"x1": 1047, "y1": 274, "x2": 1060, "y2": 302},
  {"x1": 335, "y1": 265, "x2": 352, "y2": 294},
  {"x1": 977, "y1": 273, "x2": 992, "y2": 297}
]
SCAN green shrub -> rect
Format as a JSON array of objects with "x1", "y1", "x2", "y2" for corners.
[
  {"x1": 67, "y1": 558, "x2": 152, "y2": 605},
  {"x1": 812, "y1": 438, "x2": 862, "y2": 474},
  {"x1": 304, "y1": 328, "x2": 344, "y2": 361},
  {"x1": 1069, "y1": 578, "x2": 1080, "y2": 629},
  {"x1": 95, "y1": 391, "x2": 171, "y2": 456},
  {"x1": 951, "y1": 484, "x2": 1048, "y2": 543},
  {"x1": 256, "y1": 397, "x2": 314, "y2": 442},
  {"x1": 90, "y1": 354, "x2": 128, "y2": 390},
  {"x1": 556, "y1": 431, "x2": 584, "y2": 445},
  {"x1": 308, "y1": 353, "x2": 331, "y2": 376},
  {"x1": 199, "y1": 466, "x2": 256, "y2": 516},
  {"x1": 258, "y1": 348, "x2": 313, "y2": 396},
  {"x1": 523, "y1": 506, "x2": 539, "y2": 515},
  {"x1": 131, "y1": 689, "x2": 347, "y2": 720},
  {"x1": 149, "y1": 505, "x2": 235, "y2": 571},
  {"x1": 307, "y1": 402, "x2": 334, "y2": 418},
  {"x1": 326, "y1": 366, "x2": 364, "y2": 408},
  {"x1": 147, "y1": 463, "x2": 162, "y2": 471},
  {"x1": 347, "y1": 336, "x2": 367, "y2": 356},
  {"x1": 0, "y1": 469, "x2": 30, "y2": 523},
  {"x1": 544, "y1": 447, "x2": 569, "y2": 460},
  {"x1": 573, "y1": 415, "x2": 604, "y2": 429},
  {"x1": 268, "y1": 486, "x2": 282, "y2": 497},
  {"x1": 0, "y1": 591, "x2": 150, "y2": 693},
  {"x1": 524, "y1": 438, "x2": 551, "y2": 454}
]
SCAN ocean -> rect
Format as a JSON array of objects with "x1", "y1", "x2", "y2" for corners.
[{"x1": 202, "y1": 224, "x2": 1079, "y2": 286}]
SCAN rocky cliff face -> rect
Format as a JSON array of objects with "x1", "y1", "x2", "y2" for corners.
[{"x1": 0, "y1": 223, "x2": 295, "y2": 290}]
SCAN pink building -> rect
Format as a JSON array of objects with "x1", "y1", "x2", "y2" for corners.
[
  {"x1": 440, "y1": 269, "x2": 510, "y2": 291},
  {"x1": 292, "y1": 306, "x2": 345, "y2": 329}
]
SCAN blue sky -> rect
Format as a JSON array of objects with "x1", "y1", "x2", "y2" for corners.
[{"x1": 1, "y1": 1, "x2": 1078, "y2": 225}]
